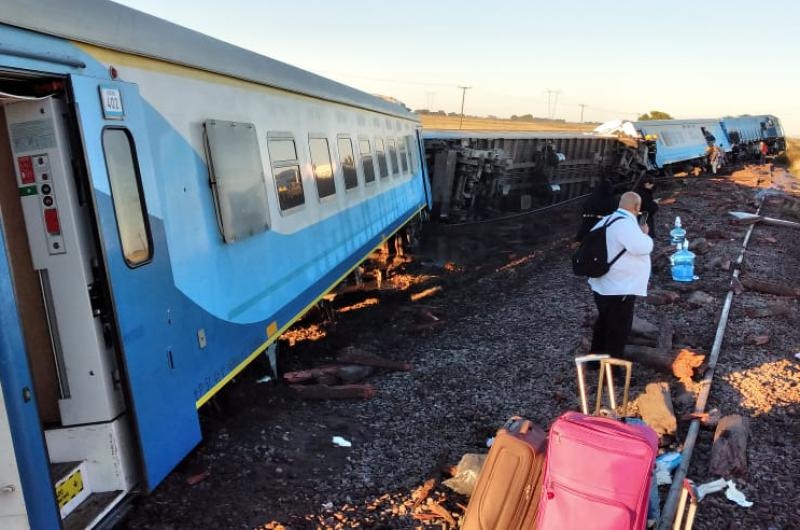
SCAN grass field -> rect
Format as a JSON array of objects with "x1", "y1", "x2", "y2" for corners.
[{"x1": 419, "y1": 114, "x2": 595, "y2": 132}]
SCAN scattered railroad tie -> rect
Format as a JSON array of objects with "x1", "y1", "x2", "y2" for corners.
[
  {"x1": 709, "y1": 415, "x2": 750, "y2": 478},
  {"x1": 337, "y1": 347, "x2": 413, "y2": 372},
  {"x1": 740, "y1": 276, "x2": 800, "y2": 297},
  {"x1": 646, "y1": 289, "x2": 681, "y2": 306},
  {"x1": 687, "y1": 291, "x2": 715, "y2": 307},
  {"x1": 744, "y1": 303, "x2": 792, "y2": 319},
  {"x1": 747, "y1": 334, "x2": 771, "y2": 346},
  {"x1": 282, "y1": 364, "x2": 374, "y2": 385},
  {"x1": 624, "y1": 319, "x2": 707, "y2": 379}
]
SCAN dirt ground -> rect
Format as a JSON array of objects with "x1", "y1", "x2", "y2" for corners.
[{"x1": 123, "y1": 162, "x2": 800, "y2": 530}]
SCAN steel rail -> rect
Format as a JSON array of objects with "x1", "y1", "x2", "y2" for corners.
[{"x1": 657, "y1": 198, "x2": 763, "y2": 530}]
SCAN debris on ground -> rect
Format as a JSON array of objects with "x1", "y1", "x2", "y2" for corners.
[{"x1": 442, "y1": 453, "x2": 486, "y2": 496}]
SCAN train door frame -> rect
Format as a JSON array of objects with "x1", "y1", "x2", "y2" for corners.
[{"x1": 67, "y1": 74, "x2": 203, "y2": 490}]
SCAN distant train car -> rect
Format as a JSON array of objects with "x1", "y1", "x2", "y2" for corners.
[
  {"x1": 632, "y1": 118, "x2": 731, "y2": 170},
  {"x1": 720, "y1": 114, "x2": 786, "y2": 155},
  {"x1": 597, "y1": 114, "x2": 786, "y2": 172},
  {"x1": 0, "y1": 1, "x2": 430, "y2": 528}
]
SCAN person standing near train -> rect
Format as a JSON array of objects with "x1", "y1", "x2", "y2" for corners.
[{"x1": 588, "y1": 192, "x2": 653, "y2": 358}]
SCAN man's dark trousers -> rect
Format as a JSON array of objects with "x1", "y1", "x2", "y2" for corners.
[{"x1": 591, "y1": 292, "x2": 636, "y2": 356}]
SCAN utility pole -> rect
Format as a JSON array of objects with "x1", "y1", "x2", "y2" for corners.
[
  {"x1": 457, "y1": 86, "x2": 471, "y2": 129},
  {"x1": 552, "y1": 90, "x2": 561, "y2": 119},
  {"x1": 545, "y1": 89, "x2": 552, "y2": 119},
  {"x1": 579, "y1": 103, "x2": 587, "y2": 123}
]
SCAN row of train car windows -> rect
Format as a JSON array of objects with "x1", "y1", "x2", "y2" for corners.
[
  {"x1": 268, "y1": 133, "x2": 415, "y2": 210},
  {"x1": 203, "y1": 120, "x2": 419, "y2": 243},
  {"x1": 100, "y1": 122, "x2": 419, "y2": 267}
]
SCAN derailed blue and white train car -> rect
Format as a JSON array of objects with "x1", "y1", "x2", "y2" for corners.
[
  {"x1": 0, "y1": 1, "x2": 430, "y2": 528},
  {"x1": 634, "y1": 118, "x2": 731, "y2": 169},
  {"x1": 598, "y1": 114, "x2": 786, "y2": 172}
]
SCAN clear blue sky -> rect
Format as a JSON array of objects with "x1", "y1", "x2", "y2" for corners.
[{"x1": 114, "y1": 0, "x2": 800, "y2": 135}]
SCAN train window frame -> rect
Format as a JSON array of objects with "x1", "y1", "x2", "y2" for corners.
[
  {"x1": 337, "y1": 135, "x2": 360, "y2": 192},
  {"x1": 267, "y1": 133, "x2": 307, "y2": 215},
  {"x1": 406, "y1": 135, "x2": 418, "y2": 174},
  {"x1": 386, "y1": 138, "x2": 399, "y2": 176},
  {"x1": 375, "y1": 137, "x2": 389, "y2": 179},
  {"x1": 101, "y1": 126, "x2": 153, "y2": 267},
  {"x1": 308, "y1": 134, "x2": 337, "y2": 202},
  {"x1": 203, "y1": 120, "x2": 271, "y2": 243},
  {"x1": 398, "y1": 137, "x2": 409, "y2": 174},
  {"x1": 359, "y1": 137, "x2": 377, "y2": 186}
]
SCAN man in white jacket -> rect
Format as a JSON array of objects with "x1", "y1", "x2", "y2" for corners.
[{"x1": 588, "y1": 191, "x2": 653, "y2": 357}]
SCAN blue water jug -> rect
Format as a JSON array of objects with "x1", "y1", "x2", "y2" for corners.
[
  {"x1": 671, "y1": 241, "x2": 695, "y2": 282},
  {"x1": 670, "y1": 216, "x2": 686, "y2": 246}
]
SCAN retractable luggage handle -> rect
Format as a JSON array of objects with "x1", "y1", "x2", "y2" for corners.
[
  {"x1": 596, "y1": 358, "x2": 632, "y2": 417},
  {"x1": 574, "y1": 355, "x2": 633, "y2": 416},
  {"x1": 672, "y1": 479, "x2": 699, "y2": 530},
  {"x1": 574, "y1": 354, "x2": 610, "y2": 415}
]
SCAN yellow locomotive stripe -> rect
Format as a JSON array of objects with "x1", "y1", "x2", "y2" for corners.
[
  {"x1": 194, "y1": 205, "x2": 424, "y2": 408},
  {"x1": 55, "y1": 468, "x2": 84, "y2": 509}
]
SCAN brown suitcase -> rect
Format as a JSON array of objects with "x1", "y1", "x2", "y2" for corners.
[{"x1": 462, "y1": 417, "x2": 547, "y2": 530}]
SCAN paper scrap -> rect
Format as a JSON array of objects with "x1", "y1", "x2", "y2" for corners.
[
  {"x1": 332, "y1": 436, "x2": 352, "y2": 448},
  {"x1": 725, "y1": 481, "x2": 753, "y2": 508}
]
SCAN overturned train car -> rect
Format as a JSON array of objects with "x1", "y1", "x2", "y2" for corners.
[{"x1": 422, "y1": 131, "x2": 639, "y2": 221}]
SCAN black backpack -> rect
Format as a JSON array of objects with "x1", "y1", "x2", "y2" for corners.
[{"x1": 572, "y1": 216, "x2": 627, "y2": 278}]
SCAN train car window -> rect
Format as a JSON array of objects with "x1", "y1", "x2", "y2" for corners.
[
  {"x1": 359, "y1": 138, "x2": 376, "y2": 183},
  {"x1": 337, "y1": 137, "x2": 359, "y2": 190},
  {"x1": 101, "y1": 128, "x2": 152, "y2": 265},
  {"x1": 387, "y1": 138, "x2": 399, "y2": 176},
  {"x1": 405, "y1": 135, "x2": 418, "y2": 173},
  {"x1": 309, "y1": 137, "x2": 336, "y2": 199},
  {"x1": 398, "y1": 138, "x2": 409, "y2": 173},
  {"x1": 268, "y1": 137, "x2": 306, "y2": 211},
  {"x1": 375, "y1": 138, "x2": 389, "y2": 178},
  {"x1": 203, "y1": 120, "x2": 270, "y2": 243}
]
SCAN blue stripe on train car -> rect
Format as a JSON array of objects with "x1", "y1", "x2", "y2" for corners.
[{"x1": 70, "y1": 78, "x2": 428, "y2": 488}]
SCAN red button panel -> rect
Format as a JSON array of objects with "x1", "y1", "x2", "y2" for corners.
[
  {"x1": 18, "y1": 156, "x2": 34, "y2": 184},
  {"x1": 44, "y1": 208, "x2": 61, "y2": 234}
]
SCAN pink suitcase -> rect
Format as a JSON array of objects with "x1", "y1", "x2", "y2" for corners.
[{"x1": 535, "y1": 412, "x2": 657, "y2": 530}]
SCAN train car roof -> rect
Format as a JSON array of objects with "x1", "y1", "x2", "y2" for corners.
[
  {"x1": 422, "y1": 130, "x2": 610, "y2": 140},
  {"x1": 0, "y1": 0, "x2": 416, "y2": 120},
  {"x1": 633, "y1": 118, "x2": 722, "y2": 127}
]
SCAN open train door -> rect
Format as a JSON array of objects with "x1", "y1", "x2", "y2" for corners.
[{"x1": 67, "y1": 75, "x2": 202, "y2": 490}]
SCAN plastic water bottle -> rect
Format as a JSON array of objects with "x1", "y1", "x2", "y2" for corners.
[
  {"x1": 671, "y1": 241, "x2": 695, "y2": 282},
  {"x1": 670, "y1": 216, "x2": 686, "y2": 247}
]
